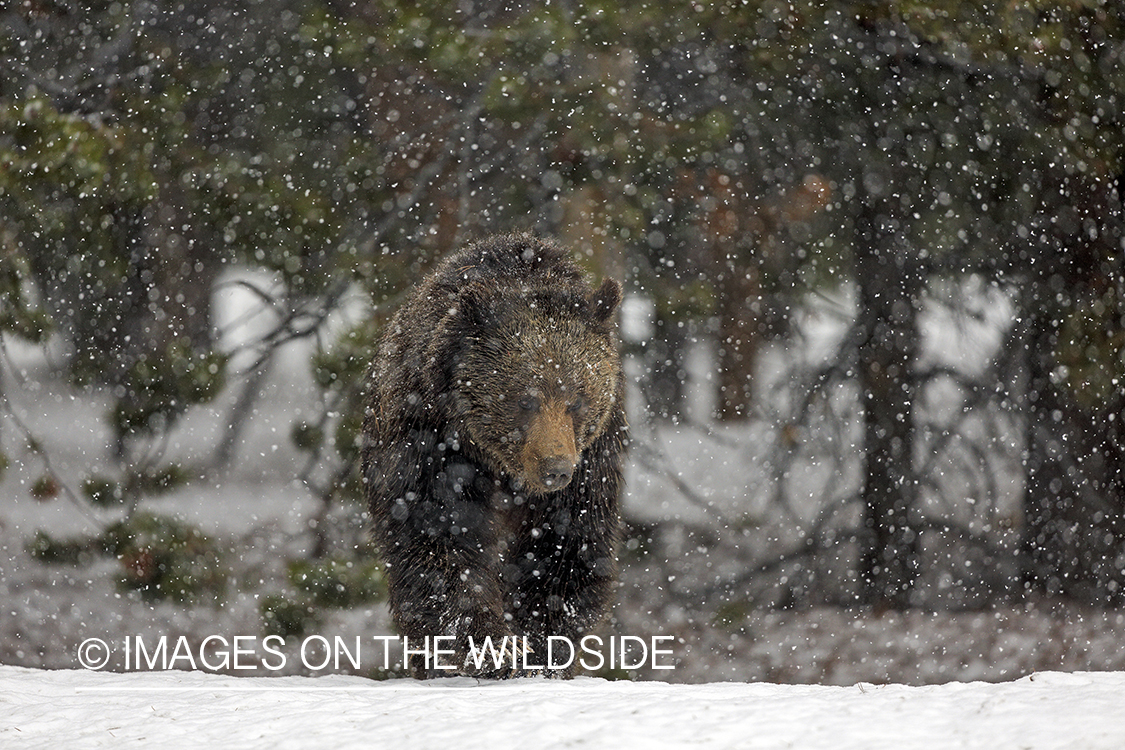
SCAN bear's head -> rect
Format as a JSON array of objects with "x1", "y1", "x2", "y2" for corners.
[{"x1": 444, "y1": 277, "x2": 622, "y2": 495}]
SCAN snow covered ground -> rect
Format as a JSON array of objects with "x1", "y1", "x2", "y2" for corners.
[{"x1": 4, "y1": 665, "x2": 1124, "y2": 749}]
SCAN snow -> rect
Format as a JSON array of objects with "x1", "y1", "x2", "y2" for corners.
[{"x1": 3, "y1": 666, "x2": 1124, "y2": 749}]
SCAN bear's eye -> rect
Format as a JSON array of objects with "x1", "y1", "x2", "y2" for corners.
[
  {"x1": 566, "y1": 397, "x2": 585, "y2": 415},
  {"x1": 518, "y1": 395, "x2": 540, "y2": 412}
]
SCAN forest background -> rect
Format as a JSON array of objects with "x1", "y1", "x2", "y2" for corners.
[{"x1": 1, "y1": 0, "x2": 1123, "y2": 683}]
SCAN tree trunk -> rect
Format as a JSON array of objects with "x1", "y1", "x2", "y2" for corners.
[
  {"x1": 1020, "y1": 306, "x2": 1072, "y2": 596},
  {"x1": 645, "y1": 309, "x2": 690, "y2": 423},
  {"x1": 1021, "y1": 294, "x2": 1125, "y2": 601},
  {"x1": 1018, "y1": 172, "x2": 1125, "y2": 602},
  {"x1": 854, "y1": 201, "x2": 921, "y2": 609},
  {"x1": 714, "y1": 258, "x2": 761, "y2": 421}
]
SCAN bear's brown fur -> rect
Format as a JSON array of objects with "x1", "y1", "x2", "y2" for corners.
[{"x1": 362, "y1": 233, "x2": 627, "y2": 678}]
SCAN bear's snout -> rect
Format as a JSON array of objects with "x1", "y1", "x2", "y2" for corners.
[
  {"x1": 518, "y1": 399, "x2": 579, "y2": 493},
  {"x1": 539, "y1": 455, "x2": 576, "y2": 490}
]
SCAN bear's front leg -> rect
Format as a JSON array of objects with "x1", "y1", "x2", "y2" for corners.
[
  {"x1": 503, "y1": 470, "x2": 621, "y2": 678},
  {"x1": 376, "y1": 450, "x2": 519, "y2": 678}
]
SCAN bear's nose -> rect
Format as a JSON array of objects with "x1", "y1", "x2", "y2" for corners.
[{"x1": 539, "y1": 456, "x2": 575, "y2": 490}]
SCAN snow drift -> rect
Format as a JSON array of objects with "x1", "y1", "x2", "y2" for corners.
[{"x1": 3, "y1": 666, "x2": 1124, "y2": 749}]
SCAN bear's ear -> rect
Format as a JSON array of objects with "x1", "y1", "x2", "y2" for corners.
[
  {"x1": 589, "y1": 278, "x2": 621, "y2": 324},
  {"x1": 456, "y1": 283, "x2": 496, "y2": 328}
]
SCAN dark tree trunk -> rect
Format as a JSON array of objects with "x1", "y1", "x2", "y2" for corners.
[
  {"x1": 1018, "y1": 172, "x2": 1125, "y2": 602},
  {"x1": 1019, "y1": 306, "x2": 1072, "y2": 596},
  {"x1": 1020, "y1": 293, "x2": 1125, "y2": 602},
  {"x1": 714, "y1": 258, "x2": 761, "y2": 422},
  {"x1": 854, "y1": 201, "x2": 921, "y2": 609},
  {"x1": 645, "y1": 309, "x2": 690, "y2": 423}
]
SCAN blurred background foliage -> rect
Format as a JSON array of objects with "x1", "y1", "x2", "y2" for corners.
[{"x1": 1, "y1": 0, "x2": 1123, "y2": 616}]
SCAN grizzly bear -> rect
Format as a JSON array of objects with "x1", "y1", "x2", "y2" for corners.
[{"x1": 362, "y1": 233, "x2": 627, "y2": 679}]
